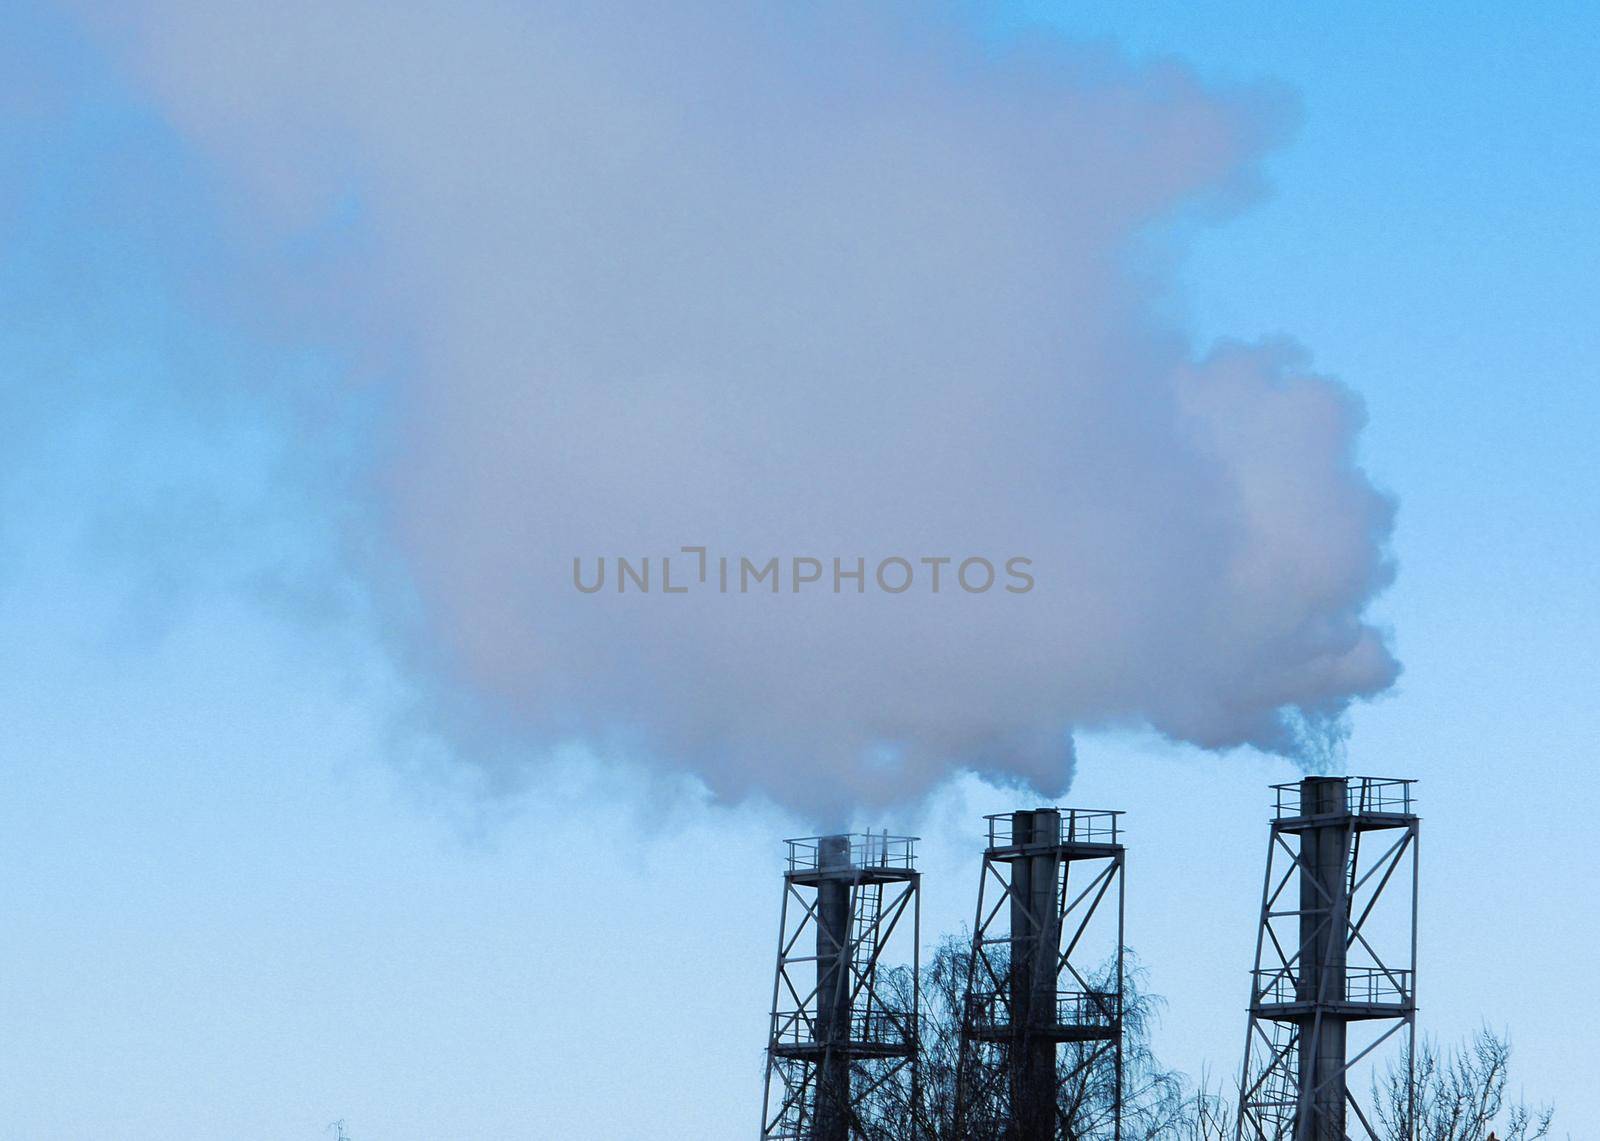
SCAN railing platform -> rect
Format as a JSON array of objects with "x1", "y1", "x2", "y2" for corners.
[
  {"x1": 981, "y1": 808, "x2": 1123, "y2": 858},
  {"x1": 782, "y1": 833, "x2": 919, "y2": 883},
  {"x1": 1270, "y1": 777, "x2": 1418, "y2": 831},
  {"x1": 962, "y1": 988, "x2": 1121, "y2": 1043},
  {"x1": 768, "y1": 1009, "x2": 917, "y2": 1059},
  {"x1": 1249, "y1": 966, "x2": 1415, "y2": 1022}
]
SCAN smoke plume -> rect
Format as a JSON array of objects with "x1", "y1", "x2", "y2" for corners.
[{"x1": 83, "y1": 1, "x2": 1398, "y2": 809}]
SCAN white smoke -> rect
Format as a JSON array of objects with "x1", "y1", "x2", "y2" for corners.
[{"x1": 83, "y1": 1, "x2": 1398, "y2": 809}]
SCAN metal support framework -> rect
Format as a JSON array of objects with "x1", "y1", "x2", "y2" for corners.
[
  {"x1": 1236, "y1": 776, "x2": 1420, "y2": 1141},
  {"x1": 956, "y1": 808, "x2": 1126, "y2": 1141},
  {"x1": 763, "y1": 832, "x2": 922, "y2": 1140}
]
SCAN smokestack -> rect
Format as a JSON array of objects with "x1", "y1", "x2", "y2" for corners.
[
  {"x1": 1009, "y1": 809, "x2": 1065, "y2": 1138},
  {"x1": 763, "y1": 831, "x2": 921, "y2": 1140},
  {"x1": 1297, "y1": 777, "x2": 1351, "y2": 1139},
  {"x1": 957, "y1": 807, "x2": 1125, "y2": 1140},
  {"x1": 814, "y1": 835, "x2": 854, "y2": 1141},
  {"x1": 1237, "y1": 776, "x2": 1420, "y2": 1141}
]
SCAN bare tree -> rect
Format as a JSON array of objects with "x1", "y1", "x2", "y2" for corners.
[
  {"x1": 1374, "y1": 1029, "x2": 1555, "y2": 1141},
  {"x1": 1172, "y1": 1071, "x2": 1234, "y2": 1141},
  {"x1": 858, "y1": 935, "x2": 1194, "y2": 1139},
  {"x1": 856, "y1": 947, "x2": 1558, "y2": 1141}
]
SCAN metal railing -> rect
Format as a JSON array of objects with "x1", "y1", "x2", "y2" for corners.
[
  {"x1": 1271, "y1": 777, "x2": 1416, "y2": 820},
  {"x1": 963, "y1": 988, "x2": 1121, "y2": 1032},
  {"x1": 783, "y1": 833, "x2": 919, "y2": 873},
  {"x1": 1252, "y1": 966, "x2": 1413, "y2": 1006},
  {"x1": 769, "y1": 1008, "x2": 917, "y2": 1050},
  {"x1": 983, "y1": 809, "x2": 1122, "y2": 849}
]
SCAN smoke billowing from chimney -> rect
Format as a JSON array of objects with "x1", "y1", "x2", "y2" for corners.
[{"x1": 86, "y1": 1, "x2": 1398, "y2": 809}]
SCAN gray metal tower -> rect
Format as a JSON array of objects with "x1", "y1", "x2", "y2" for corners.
[
  {"x1": 1236, "y1": 776, "x2": 1419, "y2": 1141},
  {"x1": 956, "y1": 808, "x2": 1126, "y2": 1141},
  {"x1": 762, "y1": 832, "x2": 921, "y2": 1140}
]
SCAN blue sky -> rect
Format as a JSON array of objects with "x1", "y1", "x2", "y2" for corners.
[{"x1": 2, "y1": 3, "x2": 1597, "y2": 1137}]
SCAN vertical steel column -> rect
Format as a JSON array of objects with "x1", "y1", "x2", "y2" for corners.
[
  {"x1": 1010, "y1": 809, "x2": 1063, "y2": 1140},
  {"x1": 1114, "y1": 849, "x2": 1125, "y2": 1141},
  {"x1": 814, "y1": 835, "x2": 854, "y2": 1141},
  {"x1": 1297, "y1": 778, "x2": 1349, "y2": 1141}
]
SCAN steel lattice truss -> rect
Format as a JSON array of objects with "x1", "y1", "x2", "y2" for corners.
[
  {"x1": 762, "y1": 834, "x2": 921, "y2": 1141},
  {"x1": 1236, "y1": 778, "x2": 1420, "y2": 1141},
  {"x1": 955, "y1": 809, "x2": 1126, "y2": 1141}
]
